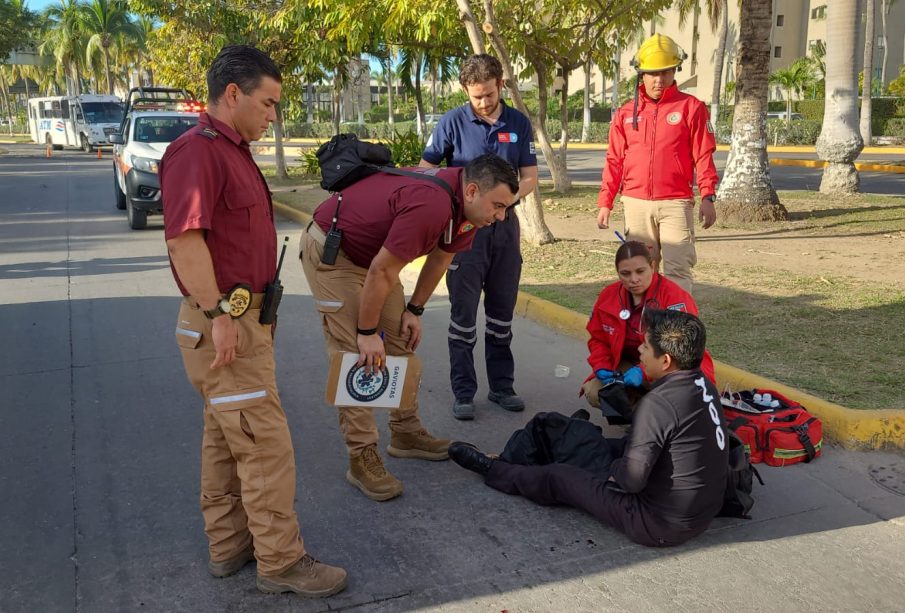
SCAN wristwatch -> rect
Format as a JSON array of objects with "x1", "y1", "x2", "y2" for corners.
[
  {"x1": 406, "y1": 302, "x2": 425, "y2": 316},
  {"x1": 203, "y1": 297, "x2": 231, "y2": 319},
  {"x1": 702, "y1": 194, "x2": 716, "y2": 203}
]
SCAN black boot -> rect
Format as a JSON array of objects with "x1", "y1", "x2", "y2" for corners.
[{"x1": 449, "y1": 442, "x2": 493, "y2": 476}]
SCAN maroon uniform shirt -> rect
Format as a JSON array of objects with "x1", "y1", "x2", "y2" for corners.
[
  {"x1": 312, "y1": 167, "x2": 476, "y2": 269},
  {"x1": 161, "y1": 113, "x2": 277, "y2": 295}
]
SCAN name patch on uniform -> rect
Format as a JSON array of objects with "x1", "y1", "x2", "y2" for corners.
[
  {"x1": 200, "y1": 127, "x2": 219, "y2": 139},
  {"x1": 498, "y1": 132, "x2": 518, "y2": 143},
  {"x1": 667, "y1": 302, "x2": 687, "y2": 312},
  {"x1": 529, "y1": 142, "x2": 536, "y2": 154},
  {"x1": 458, "y1": 221, "x2": 475, "y2": 235},
  {"x1": 667, "y1": 112, "x2": 682, "y2": 125},
  {"x1": 624, "y1": 117, "x2": 643, "y2": 124}
]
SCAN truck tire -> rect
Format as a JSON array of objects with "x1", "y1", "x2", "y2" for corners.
[
  {"x1": 114, "y1": 164, "x2": 126, "y2": 210},
  {"x1": 126, "y1": 195, "x2": 148, "y2": 230},
  {"x1": 81, "y1": 134, "x2": 93, "y2": 152}
]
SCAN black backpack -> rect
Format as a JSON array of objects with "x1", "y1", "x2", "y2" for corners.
[
  {"x1": 315, "y1": 133, "x2": 394, "y2": 192},
  {"x1": 717, "y1": 427, "x2": 764, "y2": 519},
  {"x1": 315, "y1": 132, "x2": 457, "y2": 213}
]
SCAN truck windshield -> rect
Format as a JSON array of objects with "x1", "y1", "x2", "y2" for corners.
[
  {"x1": 82, "y1": 102, "x2": 124, "y2": 124},
  {"x1": 133, "y1": 116, "x2": 198, "y2": 143}
]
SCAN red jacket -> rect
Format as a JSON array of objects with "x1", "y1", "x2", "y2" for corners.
[
  {"x1": 597, "y1": 83, "x2": 718, "y2": 210},
  {"x1": 585, "y1": 273, "x2": 715, "y2": 383}
]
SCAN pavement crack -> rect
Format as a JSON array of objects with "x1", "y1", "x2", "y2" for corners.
[{"x1": 327, "y1": 591, "x2": 414, "y2": 611}]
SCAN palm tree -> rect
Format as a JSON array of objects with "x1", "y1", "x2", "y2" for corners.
[
  {"x1": 816, "y1": 0, "x2": 864, "y2": 194},
  {"x1": 80, "y1": 0, "x2": 136, "y2": 95},
  {"x1": 769, "y1": 58, "x2": 814, "y2": 124},
  {"x1": 41, "y1": 0, "x2": 86, "y2": 96},
  {"x1": 861, "y1": 0, "x2": 876, "y2": 145},
  {"x1": 717, "y1": 0, "x2": 787, "y2": 221},
  {"x1": 398, "y1": 46, "x2": 427, "y2": 135},
  {"x1": 675, "y1": 0, "x2": 729, "y2": 126}
]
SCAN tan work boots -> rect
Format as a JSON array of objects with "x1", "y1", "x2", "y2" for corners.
[
  {"x1": 257, "y1": 554, "x2": 348, "y2": 597},
  {"x1": 387, "y1": 428, "x2": 451, "y2": 461},
  {"x1": 347, "y1": 444, "x2": 404, "y2": 501}
]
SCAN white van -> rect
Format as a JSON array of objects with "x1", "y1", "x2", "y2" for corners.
[
  {"x1": 766, "y1": 111, "x2": 804, "y2": 121},
  {"x1": 27, "y1": 94, "x2": 124, "y2": 151}
]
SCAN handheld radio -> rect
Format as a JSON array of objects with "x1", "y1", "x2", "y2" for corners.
[{"x1": 259, "y1": 236, "x2": 289, "y2": 324}]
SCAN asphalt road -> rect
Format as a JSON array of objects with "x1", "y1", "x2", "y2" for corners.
[{"x1": 2, "y1": 144, "x2": 905, "y2": 612}]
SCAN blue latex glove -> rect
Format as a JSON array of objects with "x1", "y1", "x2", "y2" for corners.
[
  {"x1": 595, "y1": 368, "x2": 616, "y2": 384},
  {"x1": 622, "y1": 366, "x2": 644, "y2": 387}
]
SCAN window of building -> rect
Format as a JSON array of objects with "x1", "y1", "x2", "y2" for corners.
[
  {"x1": 774, "y1": 46, "x2": 782, "y2": 58},
  {"x1": 776, "y1": 14, "x2": 784, "y2": 27},
  {"x1": 810, "y1": 5, "x2": 827, "y2": 19}
]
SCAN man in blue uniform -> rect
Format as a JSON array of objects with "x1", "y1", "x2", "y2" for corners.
[{"x1": 420, "y1": 54, "x2": 538, "y2": 421}]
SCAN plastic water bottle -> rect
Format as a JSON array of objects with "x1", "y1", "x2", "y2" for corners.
[
  {"x1": 753, "y1": 393, "x2": 763, "y2": 405},
  {"x1": 554, "y1": 365, "x2": 570, "y2": 378},
  {"x1": 762, "y1": 393, "x2": 773, "y2": 406}
]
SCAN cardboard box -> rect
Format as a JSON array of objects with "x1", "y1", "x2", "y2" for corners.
[{"x1": 325, "y1": 352, "x2": 421, "y2": 409}]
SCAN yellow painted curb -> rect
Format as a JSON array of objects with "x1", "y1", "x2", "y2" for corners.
[
  {"x1": 771, "y1": 158, "x2": 905, "y2": 173},
  {"x1": 516, "y1": 289, "x2": 905, "y2": 452}
]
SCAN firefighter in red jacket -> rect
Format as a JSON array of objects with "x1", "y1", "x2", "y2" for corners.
[
  {"x1": 581, "y1": 240, "x2": 715, "y2": 409},
  {"x1": 597, "y1": 34, "x2": 719, "y2": 294}
]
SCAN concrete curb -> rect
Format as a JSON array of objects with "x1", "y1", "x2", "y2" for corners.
[
  {"x1": 771, "y1": 158, "x2": 905, "y2": 173},
  {"x1": 272, "y1": 197, "x2": 905, "y2": 452}
]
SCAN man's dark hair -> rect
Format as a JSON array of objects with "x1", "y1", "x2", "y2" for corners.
[
  {"x1": 207, "y1": 45, "x2": 282, "y2": 104},
  {"x1": 463, "y1": 154, "x2": 519, "y2": 195},
  {"x1": 615, "y1": 240, "x2": 653, "y2": 267},
  {"x1": 459, "y1": 54, "x2": 504, "y2": 86},
  {"x1": 642, "y1": 309, "x2": 707, "y2": 371}
]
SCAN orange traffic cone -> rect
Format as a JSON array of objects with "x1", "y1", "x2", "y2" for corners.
[
  {"x1": 96, "y1": 147, "x2": 102, "y2": 159},
  {"x1": 46, "y1": 144, "x2": 52, "y2": 158}
]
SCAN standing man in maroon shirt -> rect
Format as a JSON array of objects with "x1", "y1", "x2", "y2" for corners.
[
  {"x1": 161, "y1": 45, "x2": 346, "y2": 598},
  {"x1": 300, "y1": 155, "x2": 519, "y2": 502}
]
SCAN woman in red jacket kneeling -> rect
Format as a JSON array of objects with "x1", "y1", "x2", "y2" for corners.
[{"x1": 582, "y1": 240, "x2": 715, "y2": 409}]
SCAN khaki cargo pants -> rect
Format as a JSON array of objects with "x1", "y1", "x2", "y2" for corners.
[
  {"x1": 175, "y1": 299, "x2": 305, "y2": 576},
  {"x1": 622, "y1": 195, "x2": 697, "y2": 293},
  {"x1": 300, "y1": 224, "x2": 425, "y2": 456}
]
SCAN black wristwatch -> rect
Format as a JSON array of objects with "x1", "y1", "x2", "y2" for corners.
[
  {"x1": 406, "y1": 302, "x2": 425, "y2": 316},
  {"x1": 702, "y1": 194, "x2": 716, "y2": 203}
]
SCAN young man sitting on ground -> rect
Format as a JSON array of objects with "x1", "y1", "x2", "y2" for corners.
[{"x1": 449, "y1": 309, "x2": 729, "y2": 547}]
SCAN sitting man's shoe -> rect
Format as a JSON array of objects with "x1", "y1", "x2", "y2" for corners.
[
  {"x1": 387, "y1": 428, "x2": 451, "y2": 461},
  {"x1": 257, "y1": 554, "x2": 348, "y2": 598},
  {"x1": 347, "y1": 444, "x2": 403, "y2": 501},
  {"x1": 488, "y1": 390, "x2": 526, "y2": 412},
  {"x1": 208, "y1": 543, "x2": 255, "y2": 578},
  {"x1": 449, "y1": 442, "x2": 494, "y2": 476},
  {"x1": 452, "y1": 398, "x2": 476, "y2": 421}
]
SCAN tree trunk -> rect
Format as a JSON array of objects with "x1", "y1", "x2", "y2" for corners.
[
  {"x1": 413, "y1": 60, "x2": 425, "y2": 136},
  {"x1": 581, "y1": 59, "x2": 591, "y2": 143},
  {"x1": 710, "y1": 0, "x2": 729, "y2": 121},
  {"x1": 103, "y1": 44, "x2": 114, "y2": 95},
  {"x1": 273, "y1": 103, "x2": 288, "y2": 180},
  {"x1": 332, "y1": 69, "x2": 342, "y2": 135},
  {"x1": 880, "y1": 0, "x2": 889, "y2": 85},
  {"x1": 611, "y1": 51, "x2": 621, "y2": 109},
  {"x1": 387, "y1": 64, "x2": 395, "y2": 128},
  {"x1": 455, "y1": 0, "x2": 486, "y2": 55},
  {"x1": 860, "y1": 0, "x2": 875, "y2": 145},
  {"x1": 430, "y1": 64, "x2": 438, "y2": 114},
  {"x1": 786, "y1": 86, "x2": 792, "y2": 125},
  {"x1": 475, "y1": 0, "x2": 554, "y2": 245},
  {"x1": 306, "y1": 83, "x2": 314, "y2": 124},
  {"x1": 817, "y1": 0, "x2": 864, "y2": 194},
  {"x1": 557, "y1": 63, "x2": 573, "y2": 191},
  {"x1": 718, "y1": 0, "x2": 787, "y2": 221}
]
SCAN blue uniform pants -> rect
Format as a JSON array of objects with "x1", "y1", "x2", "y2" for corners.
[{"x1": 446, "y1": 214, "x2": 522, "y2": 402}]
